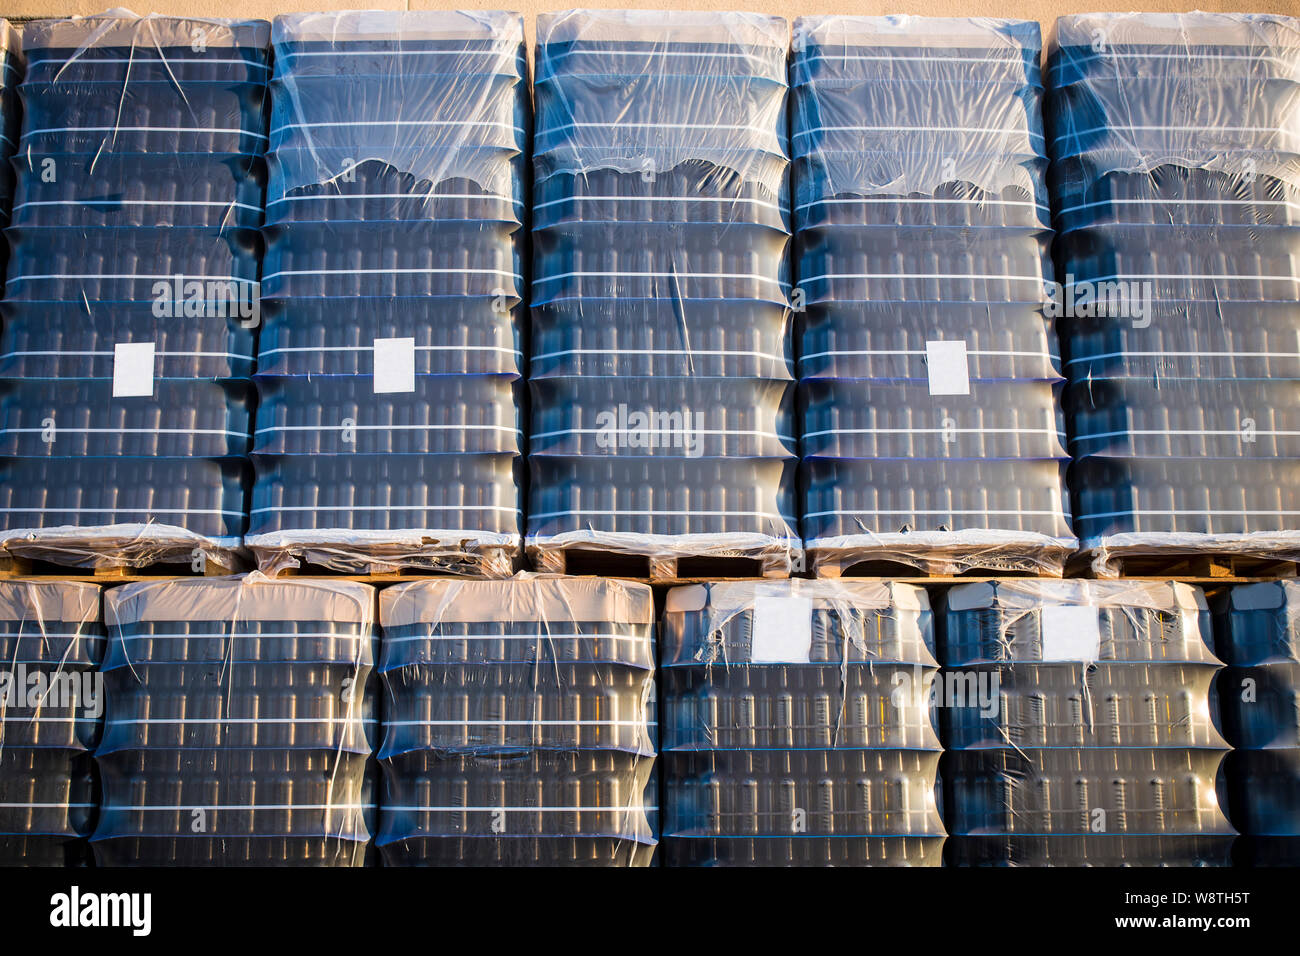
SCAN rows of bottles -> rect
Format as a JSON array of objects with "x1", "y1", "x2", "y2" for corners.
[
  {"x1": 1, "y1": 574, "x2": 1296, "y2": 866},
  {"x1": 0, "y1": 10, "x2": 1294, "y2": 577}
]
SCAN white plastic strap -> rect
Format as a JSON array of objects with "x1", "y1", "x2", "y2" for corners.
[
  {"x1": 1083, "y1": 508, "x2": 1300, "y2": 518},
  {"x1": 802, "y1": 348, "x2": 1060, "y2": 362},
  {"x1": 384, "y1": 632, "x2": 646, "y2": 644},
  {"x1": 252, "y1": 505, "x2": 519, "y2": 514},
  {"x1": 22, "y1": 126, "x2": 268, "y2": 140},
  {"x1": 0, "y1": 507, "x2": 240, "y2": 516},
  {"x1": 805, "y1": 426, "x2": 1066, "y2": 439},
  {"x1": 529, "y1": 508, "x2": 797, "y2": 520},
  {"x1": 805, "y1": 508, "x2": 1064, "y2": 518},
  {"x1": 532, "y1": 348, "x2": 786, "y2": 362},
  {"x1": 263, "y1": 267, "x2": 519, "y2": 280}
]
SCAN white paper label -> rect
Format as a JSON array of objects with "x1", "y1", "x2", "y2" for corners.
[
  {"x1": 751, "y1": 596, "x2": 814, "y2": 663},
  {"x1": 112, "y1": 342, "x2": 155, "y2": 397},
  {"x1": 925, "y1": 339, "x2": 970, "y2": 395},
  {"x1": 1040, "y1": 605, "x2": 1102, "y2": 662},
  {"x1": 373, "y1": 337, "x2": 415, "y2": 394}
]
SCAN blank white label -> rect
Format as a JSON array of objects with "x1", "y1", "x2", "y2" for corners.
[
  {"x1": 373, "y1": 337, "x2": 415, "y2": 394},
  {"x1": 112, "y1": 342, "x2": 155, "y2": 397},
  {"x1": 1040, "y1": 605, "x2": 1102, "y2": 662},
  {"x1": 925, "y1": 339, "x2": 970, "y2": 395},
  {"x1": 751, "y1": 596, "x2": 814, "y2": 663}
]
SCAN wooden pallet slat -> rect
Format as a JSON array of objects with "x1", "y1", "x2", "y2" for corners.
[{"x1": 0, "y1": 553, "x2": 241, "y2": 581}]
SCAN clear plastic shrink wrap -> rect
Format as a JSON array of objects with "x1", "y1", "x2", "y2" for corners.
[
  {"x1": 938, "y1": 580, "x2": 1234, "y2": 865},
  {"x1": 661, "y1": 580, "x2": 945, "y2": 866},
  {"x1": 1213, "y1": 581, "x2": 1300, "y2": 865},
  {"x1": 0, "y1": 581, "x2": 102, "y2": 866},
  {"x1": 92, "y1": 576, "x2": 377, "y2": 866},
  {"x1": 526, "y1": 10, "x2": 800, "y2": 574},
  {"x1": 792, "y1": 16, "x2": 1074, "y2": 577},
  {"x1": 0, "y1": 11, "x2": 269, "y2": 570},
  {"x1": 377, "y1": 575, "x2": 657, "y2": 865},
  {"x1": 1047, "y1": 13, "x2": 1300, "y2": 575},
  {"x1": 248, "y1": 11, "x2": 527, "y2": 575}
]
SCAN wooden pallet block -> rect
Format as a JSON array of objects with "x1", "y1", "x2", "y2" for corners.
[{"x1": 0, "y1": 554, "x2": 35, "y2": 578}]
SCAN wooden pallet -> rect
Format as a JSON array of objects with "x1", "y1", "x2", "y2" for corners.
[
  {"x1": 0, "y1": 552, "x2": 242, "y2": 580},
  {"x1": 249, "y1": 543, "x2": 519, "y2": 579},
  {"x1": 808, "y1": 548, "x2": 1066, "y2": 580},
  {"x1": 528, "y1": 546, "x2": 795, "y2": 582},
  {"x1": 1073, "y1": 550, "x2": 1300, "y2": 581}
]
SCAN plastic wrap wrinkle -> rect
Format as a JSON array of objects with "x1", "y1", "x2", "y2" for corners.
[
  {"x1": 381, "y1": 573, "x2": 653, "y2": 629},
  {"x1": 533, "y1": 9, "x2": 789, "y2": 194},
  {"x1": 1, "y1": 523, "x2": 242, "y2": 570},
  {"x1": 526, "y1": 530, "x2": 801, "y2": 561},
  {"x1": 23, "y1": 9, "x2": 270, "y2": 53},
  {"x1": 1049, "y1": 12, "x2": 1300, "y2": 187},
  {"x1": 269, "y1": 12, "x2": 525, "y2": 201},
  {"x1": 793, "y1": 16, "x2": 1045, "y2": 198},
  {"x1": 1086, "y1": 532, "x2": 1300, "y2": 578}
]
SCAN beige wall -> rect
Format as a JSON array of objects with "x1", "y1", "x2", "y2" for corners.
[{"x1": 1, "y1": 2, "x2": 1296, "y2": 45}]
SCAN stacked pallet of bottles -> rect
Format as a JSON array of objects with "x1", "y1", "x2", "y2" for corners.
[
  {"x1": 0, "y1": 21, "x2": 22, "y2": 285},
  {"x1": 92, "y1": 578, "x2": 377, "y2": 866},
  {"x1": 377, "y1": 577, "x2": 657, "y2": 866},
  {"x1": 527, "y1": 10, "x2": 799, "y2": 575},
  {"x1": 249, "y1": 11, "x2": 527, "y2": 575},
  {"x1": 0, "y1": 13, "x2": 268, "y2": 570},
  {"x1": 939, "y1": 580, "x2": 1234, "y2": 865},
  {"x1": 0, "y1": 581, "x2": 102, "y2": 866},
  {"x1": 661, "y1": 580, "x2": 945, "y2": 866},
  {"x1": 792, "y1": 16, "x2": 1074, "y2": 577},
  {"x1": 1214, "y1": 581, "x2": 1300, "y2": 865},
  {"x1": 1049, "y1": 12, "x2": 1300, "y2": 575}
]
